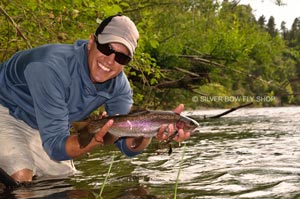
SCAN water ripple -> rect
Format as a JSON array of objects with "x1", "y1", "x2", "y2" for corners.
[{"x1": 130, "y1": 107, "x2": 300, "y2": 198}]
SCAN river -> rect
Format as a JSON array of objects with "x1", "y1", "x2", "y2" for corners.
[{"x1": 1, "y1": 107, "x2": 300, "y2": 199}]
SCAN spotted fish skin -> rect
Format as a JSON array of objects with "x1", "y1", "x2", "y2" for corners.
[{"x1": 73, "y1": 110, "x2": 199, "y2": 148}]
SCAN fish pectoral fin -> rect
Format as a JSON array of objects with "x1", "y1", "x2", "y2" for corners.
[{"x1": 77, "y1": 127, "x2": 94, "y2": 148}]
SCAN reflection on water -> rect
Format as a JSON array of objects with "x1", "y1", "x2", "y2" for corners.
[{"x1": 1, "y1": 107, "x2": 300, "y2": 199}]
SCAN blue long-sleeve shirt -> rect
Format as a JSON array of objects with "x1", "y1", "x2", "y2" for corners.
[{"x1": 0, "y1": 40, "x2": 138, "y2": 160}]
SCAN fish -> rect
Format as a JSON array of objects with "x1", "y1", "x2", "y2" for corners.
[{"x1": 72, "y1": 110, "x2": 200, "y2": 148}]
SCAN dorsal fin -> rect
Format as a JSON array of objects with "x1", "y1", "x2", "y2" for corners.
[
  {"x1": 129, "y1": 110, "x2": 150, "y2": 116},
  {"x1": 128, "y1": 104, "x2": 151, "y2": 114}
]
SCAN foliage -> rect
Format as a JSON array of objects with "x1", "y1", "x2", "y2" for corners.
[{"x1": 1, "y1": 0, "x2": 300, "y2": 109}]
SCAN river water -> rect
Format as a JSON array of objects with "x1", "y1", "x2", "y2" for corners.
[{"x1": 1, "y1": 107, "x2": 300, "y2": 199}]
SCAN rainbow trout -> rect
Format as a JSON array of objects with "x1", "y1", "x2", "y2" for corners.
[{"x1": 73, "y1": 110, "x2": 199, "y2": 148}]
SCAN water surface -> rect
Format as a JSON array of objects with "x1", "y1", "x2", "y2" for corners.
[{"x1": 2, "y1": 107, "x2": 300, "y2": 199}]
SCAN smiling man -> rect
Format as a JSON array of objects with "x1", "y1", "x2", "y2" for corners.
[{"x1": 0, "y1": 14, "x2": 190, "y2": 185}]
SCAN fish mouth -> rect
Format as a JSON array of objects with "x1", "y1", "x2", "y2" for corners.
[{"x1": 191, "y1": 127, "x2": 200, "y2": 133}]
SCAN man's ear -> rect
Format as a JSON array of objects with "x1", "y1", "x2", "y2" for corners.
[{"x1": 87, "y1": 34, "x2": 94, "y2": 51}]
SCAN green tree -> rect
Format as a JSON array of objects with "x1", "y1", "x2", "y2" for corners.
[
  {"x1": 1, "y1": 0, "x2": 300, "y2": 108},
  {"x1": 266, "y1": 16, "x2": 277, "y2": 37}
]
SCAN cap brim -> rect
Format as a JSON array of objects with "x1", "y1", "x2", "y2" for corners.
[{"x1": 97, "y1": 34, "x2": 133, "y2": 57}]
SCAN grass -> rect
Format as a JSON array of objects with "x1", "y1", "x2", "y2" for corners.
[
  {"x1": 97, "y1": 153, "x2": 115, "y2": 199},
  {"x1": 174, "y1": 143, "x2": 186, "y2": 199},
  {"x1": 95, "y1": 143, "x2": 186, "y2": 199}
]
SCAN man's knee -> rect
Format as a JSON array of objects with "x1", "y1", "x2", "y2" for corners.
[{"x1": 11, "y1": 168, "x2": 33, "y2": 183}]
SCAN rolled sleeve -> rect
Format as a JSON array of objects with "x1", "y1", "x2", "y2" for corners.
[
  {"x1": 43, "y1": 134, "x2": 70, "y2": 160},
  {"x1": 114, "y1": 138, "x2": 141, "y2": 158}
]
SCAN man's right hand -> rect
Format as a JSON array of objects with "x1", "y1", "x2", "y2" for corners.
[{"x1": 93, "y1": 119, "x2": 114, "y2": 145}]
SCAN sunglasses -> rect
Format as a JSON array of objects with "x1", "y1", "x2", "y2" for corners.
[{"x1": 94, "y1": 35, "x2": 132, "y2": 65}]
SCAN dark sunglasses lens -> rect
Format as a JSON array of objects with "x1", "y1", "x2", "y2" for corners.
[
  {"x1": 96, "y1": 42, "x2": 131, "y2": 65},
  {"x1": 115, "y1": 53, "x2": 131, "y2": 65},
  {"x1": 97, "y1": 43, "x2": 112, "y2": 56}
]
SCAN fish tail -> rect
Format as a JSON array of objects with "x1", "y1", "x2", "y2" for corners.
[{"x1": 77, "y1": 127, "x2": 95, "y2": 148}]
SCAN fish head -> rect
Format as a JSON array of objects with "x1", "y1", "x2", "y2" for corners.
[{"x1": 176, "y1": 115, "x2": 199, "y2": 133}]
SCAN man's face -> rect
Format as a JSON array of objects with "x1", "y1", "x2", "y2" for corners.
[{"x1": 87, "y1": 34, "x2": 131, "y2": 83}]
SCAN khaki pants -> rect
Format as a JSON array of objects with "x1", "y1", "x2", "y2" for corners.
[{"x1": 0, "y1": 105, "x2": 77, "y2": 177}]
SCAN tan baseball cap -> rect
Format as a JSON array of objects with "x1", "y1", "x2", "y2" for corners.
[{"x1": 95, "y1": 15, "x2": 139, "y2": 57}]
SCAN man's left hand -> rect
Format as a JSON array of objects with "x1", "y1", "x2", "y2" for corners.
[{"x1": 156, "y1": 104, "x2": 191, "y2": 143}]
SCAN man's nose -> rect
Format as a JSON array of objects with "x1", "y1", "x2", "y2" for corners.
[{"x1": 106, "y1": 53, "x2": 116, "y2": 65}]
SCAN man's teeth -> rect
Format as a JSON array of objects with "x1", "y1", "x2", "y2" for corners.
[{"x1": 98, "y1": 63, "x2": 110, "y2": 72}]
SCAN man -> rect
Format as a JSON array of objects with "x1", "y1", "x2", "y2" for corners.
[{"x1": 0, "y1": 14, "x2": 190, "y2": 185}]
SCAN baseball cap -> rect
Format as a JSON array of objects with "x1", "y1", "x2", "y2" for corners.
[{"x1": 95, "y1": 15, "x2": 139, "y2": 57}]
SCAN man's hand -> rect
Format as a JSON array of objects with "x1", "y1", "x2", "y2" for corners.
[
  {"x1": 93, "y1": 119, "x2": 114, "y2": 144},
  {"x1": 66, "y1": 119, "x2": 114, "y2": 158},
  {"x1": 156, "y1": 104, "x2": 191, "y2": 143}
]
